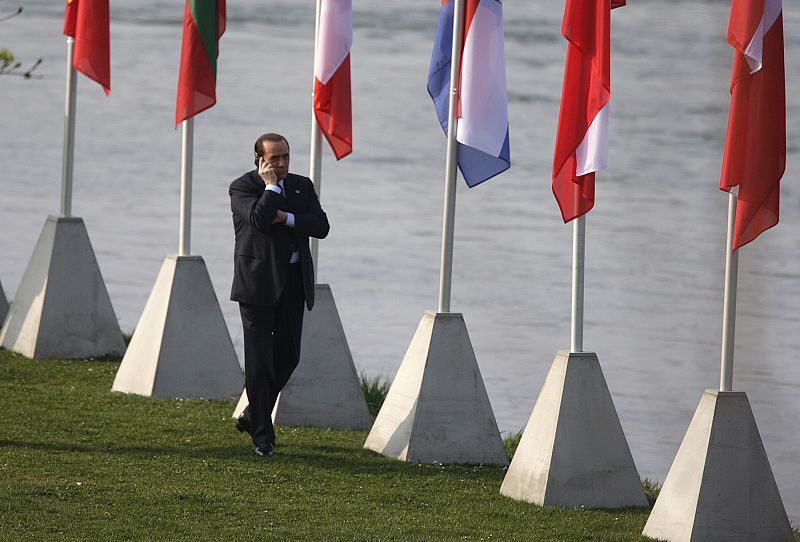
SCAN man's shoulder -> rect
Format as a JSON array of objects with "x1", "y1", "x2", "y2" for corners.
[
  {"x1": 286, "y1": 172, "x2": 312, "y2": 183},
  {"x1": 230, "y1": 170, "x2": 259, "y2": 190},
  {"x1": 285, "y1": 173, "x2": 315, "y2": 190}
]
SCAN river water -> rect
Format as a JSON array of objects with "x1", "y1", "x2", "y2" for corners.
[{"x1": 2, "y1": 0, "x2": 799, "y2": 523}]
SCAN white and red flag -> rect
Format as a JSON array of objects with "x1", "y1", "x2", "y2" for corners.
[
  {"x1": 314, "y1": 0, "x2": 352, "y2": 160},
  {"x1": 720, "y1": 0, "x2": 785, "y2": 251},
  {"x1": 552, "y1": 0, "x2": 624, "y2": 223}
]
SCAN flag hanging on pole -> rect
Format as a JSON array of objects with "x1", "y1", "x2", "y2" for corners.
[
  {"x1": 427, "y1": 0, "x2": 510, "y2": 188},
  {"x1": 552, "y1": 0, "x2": 625, "y2": 223},
  {"x1": 720, "y1": 0, "x2": 785, "y2": 251},
  {"x1": 63, "y1": 0, "x2": 111, "y2": 95},
  {"x1": 314, "y1": 0, "x2": 353, "y2": 160},
  {"x1": 175, "y1": 0, "x2": 226, "y2": 126}
]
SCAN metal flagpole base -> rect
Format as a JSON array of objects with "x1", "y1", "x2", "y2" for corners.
[
  {"x1": 112, "y1": 254, "x2": 242, "y2": 400},
  {"x1": 0, "y1": 278, "x2": 8, "y2": 325},
  {"x1": 0, "y1": 216, "x2": 125, "y2": 359},
  {"x1": 501, "y1": 351, "x2": 647, "y2": 508},
  {"x1": 363, "y1": 311, "x2": 508, "y2": 466},
  {"x1": 231, "y1": 284, "x2": 372, "y2": 430},
  {"x1": 642, "y1": 390, "x2": 793, "y2": 542}
]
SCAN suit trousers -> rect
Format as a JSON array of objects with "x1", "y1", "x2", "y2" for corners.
[{"x1": 239, "y1": 263, "x2": 305, "y2": 447}]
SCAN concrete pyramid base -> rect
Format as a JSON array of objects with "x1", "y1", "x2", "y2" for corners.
[
  {"x1": 500, "y1": 351, "x2": 647, "y2": 508},
  {"x1": 363, "y1": 311, "x2": 508, "y2": 466},
  {"x1": 233, "y1": 388, "x2": 248, "y2": 418},
  {"x1": 231, "y1": 284, "x2": 372, "y2": 430},
  {"x1": 642, "y1": 390, "x2": 793, "y2": 542},
  {"x1": 0, "y1": 278, "x2": 8, "y2": 325},
  {"x1": 0, "y1": 216, "x2": 125, "y2": 359},
  {"x1": 112, "y1": 254, "x2": 242, "y2": 400}
]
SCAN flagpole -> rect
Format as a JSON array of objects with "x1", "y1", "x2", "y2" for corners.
[
  {"x1": 61, "y1": 36, "x2": 78, "y2": 218},
  {"x1": 178, "y1": 118, "x2": 194, "y2": 256},
  {"x1": 437, "y1": 0, "x2": 466, "y2": 314},
  {"x1": 720, "y1": 192, "x2": 739, "y2": 391},
  {"x1": 570, "y1": 214, "x2": 586, "y2": 352},
  {"x1": 309, "y1": 0, "x2": 323, "y2": 282}
]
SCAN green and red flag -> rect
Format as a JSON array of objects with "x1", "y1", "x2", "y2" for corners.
[
  {"x1": 175, "y1": 0, "x2": 226, "y2": 126},
  {"x1": 63, "y1": 0, "x2": 111, "y2": 95}
]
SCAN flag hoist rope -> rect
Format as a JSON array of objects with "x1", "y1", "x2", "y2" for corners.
[
  {"x1": 61, "y1": 36, "x2": 77, "y2": 218},
  {"x1": 308, "y1": 0, "x2": 323, "y2": 284},
  {"x1": 438, "y1": 0, "x2": 466, "y2": 314},
  {"x1": 570, "y1": 215, "x2": 586, "y2": 353},
  {"x1": 178, "y1": 118, "x2": 194, "y2": 256},
  {"x1": 720, "y1": 192, "x2": 739, "y2": 391}
]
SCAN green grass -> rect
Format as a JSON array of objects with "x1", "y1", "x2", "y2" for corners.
[
  {"x1": 640, "y1": 479, "x2": 661, "y2": 509},
  {"x1": 1, "y1": 349, "x2": 796, "y2": 541},
  {"x1": 359, "y1": 371, "x2": 391, "y2": 419},
  {"x1": 502, "y1": 429, "x2": 523, "y2": 461}
]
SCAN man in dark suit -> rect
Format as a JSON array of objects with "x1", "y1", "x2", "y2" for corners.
[{"x1": 229, "y1": 133, "x2": 329, "y2": 457}]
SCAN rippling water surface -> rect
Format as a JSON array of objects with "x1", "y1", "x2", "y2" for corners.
[{"x1": 2, "y1": 0, "x2": 800, "y2": 522}]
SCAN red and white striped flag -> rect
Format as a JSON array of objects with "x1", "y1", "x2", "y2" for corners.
[
  {"x1": 313, "y1": 0, "x2": 352, "y2": 160},
  {"x1": 551, "y1": 0, "x2": 624, "y2": 223},
  {"x1": 720, "y1": 0, "x2": 785, "y2": 251}
]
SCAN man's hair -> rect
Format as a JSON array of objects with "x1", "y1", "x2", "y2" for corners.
[{"x1": 254, "y1": 133, "x2": 290, "y2": 157}]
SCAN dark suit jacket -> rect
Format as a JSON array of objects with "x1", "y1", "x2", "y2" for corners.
[{"x1": 229, "y1": 171, "x2": 329, "y2": 310}]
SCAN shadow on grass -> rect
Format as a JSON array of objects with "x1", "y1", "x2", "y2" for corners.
[
  {"x1": 0, "y1": 438, "x2": 242, "y2": 460},
  {"x1": 0, "y1": 436, "x2": 505, "y2": 479}
]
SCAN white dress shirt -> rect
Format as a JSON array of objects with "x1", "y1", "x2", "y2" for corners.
[{"x1": 266, "y1": 180, "x2": 299, "y2": 263}]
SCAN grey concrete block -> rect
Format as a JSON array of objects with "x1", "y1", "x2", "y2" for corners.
[
  {"x1": 112, "y1": 255, "x2": 242, "y2": 400},
  {"x1": 364, "y1": 311, "x2": 508, "y2": 466},
  {"x1": 231, "y1": 284, "x2": 372, "y2": 431},
  {"x1": 233, "y1": 388, "x2": 248, "y2": 418},
  {"x1": 274, "y1": 284, "x2": 372, "y2": 429},
  {"x1": 0, "y1": 216, "x2": 125, "y2": 359},
  {"x1": 500, "y1": 351, "x2": 647, "y2": 509},
  {"x1": 0, "y1": 278, "x2": 8, "y2": 325},
  {"x1": 643, "y1": 390, "x2": 794, "y2": 542}
]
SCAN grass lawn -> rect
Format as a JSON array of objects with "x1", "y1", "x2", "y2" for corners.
[{"x1": 0, "y1": 349, "x2": 793, "y2": 541}]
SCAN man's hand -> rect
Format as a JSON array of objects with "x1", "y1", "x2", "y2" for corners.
[
  {"x1": 272, "y1": 210, "x2": 287, "y2": 224},
  {"x1": 258, "y1": 157, "x2": 278, "y2": 186}
]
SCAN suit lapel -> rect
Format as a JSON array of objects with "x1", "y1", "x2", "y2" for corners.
[
  {"x1": 283, "y1": 175, "x2": 301, "y2": 212},
  {"x1": 282, "y1": 175, "x2": 292, "y2": 203}
]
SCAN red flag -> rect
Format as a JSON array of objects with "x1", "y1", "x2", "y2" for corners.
[
  {"x1": 313, "y1": 0, "x2": 353, "y2": 160},
  {"x1": 63, "y1": 0, "x2": 110, "y2": 95},
  {"x1": 720, "y1": 0, "x2": 785, "y2": 251},
  {"x1": 175, "y1": 0, "x2": 226, "y2": 126},
  {"x1": 551, "y1": 0, "x2": 623, "y2": 223}
]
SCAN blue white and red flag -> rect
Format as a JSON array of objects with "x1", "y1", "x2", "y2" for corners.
[{"x1": 427, "y1": 0, "x2": 510, "y2": 187}]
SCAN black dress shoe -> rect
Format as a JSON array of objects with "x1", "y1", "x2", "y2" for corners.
[
  {"x1": 235, "y1": 413, "x2": 251, "y2": 435},
  {"x1": 254, "y1": 442, "x2": 275, "y2": 457}
]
